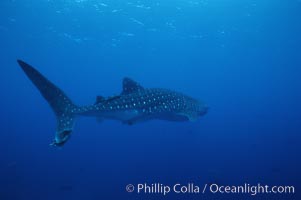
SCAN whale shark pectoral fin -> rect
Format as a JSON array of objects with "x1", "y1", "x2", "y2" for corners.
[{"x1": 121, "y1": 77, "x2": 144, "y2": 95}]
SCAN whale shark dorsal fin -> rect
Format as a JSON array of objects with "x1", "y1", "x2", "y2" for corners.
[
  {"x1": 121, "y1": 77, "x2": 144, "y2": 95},
  {"x1": 95, "y1": 96, "x2": 105, "y2": 104}
]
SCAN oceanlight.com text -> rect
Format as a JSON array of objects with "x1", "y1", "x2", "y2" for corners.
[
  {"x1": 126, "y1": 182, "x2": 295, "y2": 196},
  {"x1": 208, "y1": 183, "x2": 295, "y2": 195}
]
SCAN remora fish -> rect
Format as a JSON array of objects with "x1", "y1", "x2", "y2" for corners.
[{"x1": 17, "y1": 60, "x2": 208, "y2": 146}]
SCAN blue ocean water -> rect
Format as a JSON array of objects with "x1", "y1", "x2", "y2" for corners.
[{"x1": 0, "y1": 0, "x2": 300, "y2": 199}]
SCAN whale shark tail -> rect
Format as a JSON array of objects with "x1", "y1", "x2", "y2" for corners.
[{"x1": 17, "y1": 60, "x2": 77, "y2": 146}]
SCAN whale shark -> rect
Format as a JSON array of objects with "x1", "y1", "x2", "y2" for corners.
[{"x1": 17, "y1": 60, "x2": 208, "y2": 146}]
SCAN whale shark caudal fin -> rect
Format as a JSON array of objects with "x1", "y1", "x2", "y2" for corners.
[{"x1": 17, "y1": 60, "x2": 78, "y2": 146}]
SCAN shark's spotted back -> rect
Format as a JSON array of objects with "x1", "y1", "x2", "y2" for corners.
[{"x1": 18, "y1": 60, "x2": 208, "y2": 146}]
